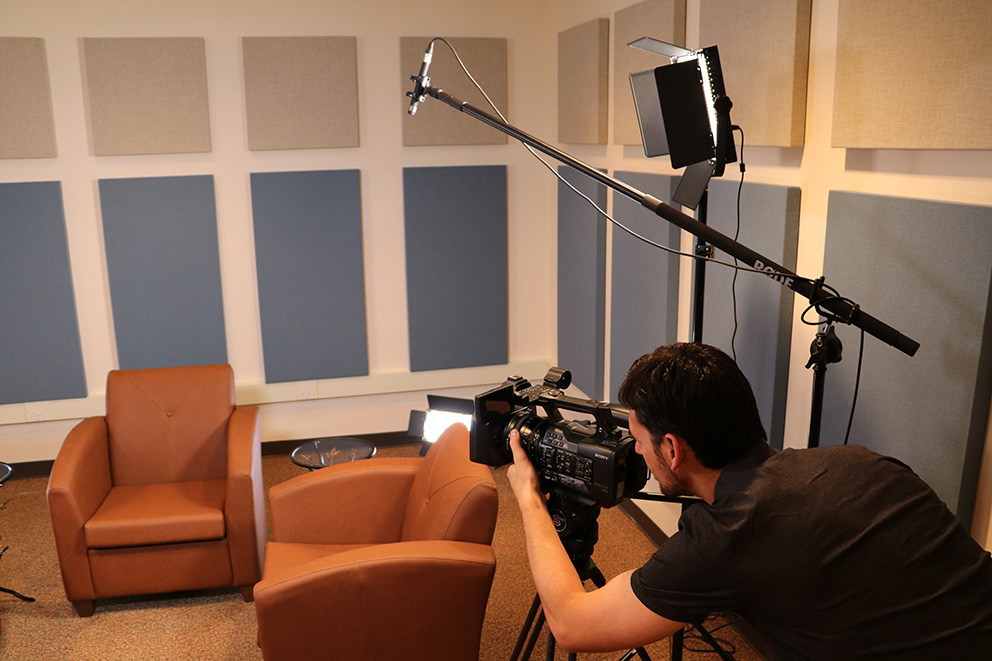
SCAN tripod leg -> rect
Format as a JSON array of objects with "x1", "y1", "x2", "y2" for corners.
[
  {"x1": 512, "y1": 593, "x2": 543, "y2": 661},
  {"x1": 581, "y1": 557, "x2": 653, "y2": 660},
  {"x1": 524, "y1": 611, "x2": 546, "y2": 660},
  {"x1": 670, "y1": 628, "x2": 684, "y2": 661}
]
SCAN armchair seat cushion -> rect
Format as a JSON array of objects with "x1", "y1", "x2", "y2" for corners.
[{"x1": 84, "y1": 479, "x2": 227, "y2": 548}]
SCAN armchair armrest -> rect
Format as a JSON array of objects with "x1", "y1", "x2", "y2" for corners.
[
  {"x1": 269, "y1": 458, "x2": 421, "y2": 544},
  {"x1": 46, "y1": 417, "x2": 113, "y2": 601},
  {"x1": 254, "y1": 540, "x2": 496, "y2": 661},
  {"x1": 225, "y1": 405, "x2": 264, "y2": 586}
]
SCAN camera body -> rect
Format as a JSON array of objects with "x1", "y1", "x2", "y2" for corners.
[{"x1": 470, "y1": 368, "x2": 647, "y2": 508}]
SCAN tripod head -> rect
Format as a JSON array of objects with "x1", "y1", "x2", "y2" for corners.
[{"x1": 547, "y1": 491, "x2": 601, "y2": 566}]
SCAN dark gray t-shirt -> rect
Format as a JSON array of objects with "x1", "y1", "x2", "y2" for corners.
[{"x1": 631, "y1": 443, "x2": 992, "y2": 659}]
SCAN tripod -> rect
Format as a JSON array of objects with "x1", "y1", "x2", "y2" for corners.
[
  {"x1": 511, "y1": 494, "x2": 733, "y2": 661},
  {"x1": 510, "y1": 494, "x2": 651, "y2": 661}
]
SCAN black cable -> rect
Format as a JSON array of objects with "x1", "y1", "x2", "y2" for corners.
[
  {"x1": 682, "y1": 614, "x2": 739, "y2": 656},
  {"x1": 843, "y1": 328, "x2": 865, "y2": 445},
  {"x1": 730, "y1": 125, "x2": 745, "y2": 362}
]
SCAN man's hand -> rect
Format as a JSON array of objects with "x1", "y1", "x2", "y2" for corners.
[{"x1": 506, "y1": 429, "x2": 546, "y2": 512}]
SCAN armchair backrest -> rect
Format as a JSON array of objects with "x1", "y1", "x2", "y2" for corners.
[
  {"x1": 400, "y1": 423, "x2": 498, "y2": 545},
  {"x1": 106, "y1": 364, "x2": 235, "y2": 486}
]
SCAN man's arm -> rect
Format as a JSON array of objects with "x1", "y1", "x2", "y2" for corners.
[{"x1": 506, "y1": 430, "x2": 687, "y2": 652}]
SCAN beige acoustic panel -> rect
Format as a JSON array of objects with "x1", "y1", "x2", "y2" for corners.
[
  {"x1": 614, "y1": 0, "x2": 686, "y2": 146},
  {"x1": 83, "y1": 37, "x2": 211, "y2": 156},
  {"x1": 0, "y1": 38, "x2": 57, "y2": 159},
  {"x1": 558, "y1": 19, "x2": 610, "y2": 145},
  {"x1": 699, "y1": 0, "x2": 811, "y2": 147},
  {"x1": 401, "y1": 37, "x2": 507, "y2": 146},
  {"x1": 833, "y1": 0, "x2": 992, "y2": 149},
  {"x1": 243, "y1": 36, "x2": 359, "y2": 151}
]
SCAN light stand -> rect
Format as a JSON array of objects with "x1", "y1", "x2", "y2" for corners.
[{"x1": 805, "y1": 324, "x2": 843, "y2": 448}]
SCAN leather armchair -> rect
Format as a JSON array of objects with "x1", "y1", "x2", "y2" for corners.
[
  {"x1": 254, "y1": 423, "x2": 498, "y2": 661},
  {"x1": 47, "y1": 364, "x2": 265, "y2": 617}
]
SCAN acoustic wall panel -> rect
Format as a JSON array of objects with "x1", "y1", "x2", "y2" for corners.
[
  {"x1": 698, "y1": 0, "x2": 812, "y2": 147},
  {"x1": 558, "y1": 166, "x2": 608, "y2": 400},
  {"x1": 403, "y1": 166, "x2": 508, "y2": 371},
  {"x1": 83, "y1": 38, "x2": 211, "y2": 156},
  {"x1": 401, "y1": 37, "x2": 508, "y2": 146},
  {"x1": 0, "y1": 182, "x2": 86, "y2": 404},
  {"x1": 832, "y1": 0, "x2": 992, "y2": 149},
  {"x1": 609, "y1": 172, "x2": 680, "y2": 399},
  {"x1": 822, "y1": 192, "x2": 992, "y2": 524},
  {"x1": 558, "y1": 19, "x2": 610, "y2": 145},
  {"x1": 243, "y1": 36, "x2": 359, "y2": 151},
  {"x1": 250, "y1": 170, "x2": 369, "y2": 383},
  {"x1": 613, "y1": 0, "x2": 686, "y2": 146},
  {"x1": 99, "y1": 176, "x2": 227, "y2": 370},
  {"x1": 700, "y1": 179, "x2": 801, "y2": 449},
  {"x1": 0, "y1": 38, "x2": 57, "y2": 159}
]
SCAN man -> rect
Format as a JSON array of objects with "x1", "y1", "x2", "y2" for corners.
[{"x1": 507, "y1": 342, "x2": 992, "y2": 658}]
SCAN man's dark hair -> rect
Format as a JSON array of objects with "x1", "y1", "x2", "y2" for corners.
[{"x1": 617, "y1": 342, "x2": 766, "y2": 469}]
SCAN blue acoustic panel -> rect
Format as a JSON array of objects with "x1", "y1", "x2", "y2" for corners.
[
  {"x1": 701, "y1": 179, "x2": 801, "y2": 449},
  {"x1": 822, "y1": 191, "x2": 992, "y2": 525},
  {"x1": 0, "y1": 182, "x2": 87, "y2": 404},
  {"x1": 403, "y1": 166, "x2": 508, "y2": 372},
  {"x1": 250, "y1": 170, "x2": 368, "y2": 382},
  {"x1": 558, "y1": 166, "x2": 608, "y2": 400},
  {"x1": 99, "y1": 176, "x2": 227, "y2": 370},
  {"x1": 610, "y1": 172, "x2": 680, "y2": 400}
]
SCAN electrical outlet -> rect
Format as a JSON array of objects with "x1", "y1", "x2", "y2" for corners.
[
  {"x1": 28, "y1": 410, "x2": 47, "y2": 422},
  {"x1": 299, "y1": 389, "x2": 315, "y2": 400}
]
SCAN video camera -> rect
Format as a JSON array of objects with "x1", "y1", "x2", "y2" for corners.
[{"x1": 470, "y1": 367, "x2": 647, "y2": 508}]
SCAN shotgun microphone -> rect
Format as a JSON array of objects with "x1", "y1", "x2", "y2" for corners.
[{"x1": 407, "y1": 41, "x2": 435, "y2": 115}]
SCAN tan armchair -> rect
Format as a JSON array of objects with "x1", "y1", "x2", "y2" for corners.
[
  {"x1": 254, "y1": 423, "x2": 498, "y2": 661},
  {"x1": 47, "y1": 364, "x2": 265, "y2": 617}
]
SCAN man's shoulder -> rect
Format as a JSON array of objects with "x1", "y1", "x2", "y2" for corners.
[{"x1": 761, "y1": 443, "x2": 910, "y2": 480}]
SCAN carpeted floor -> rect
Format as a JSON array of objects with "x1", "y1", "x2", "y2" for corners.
[{"x1": 0, "y1": 446, "x2": 761, "y2": 660}]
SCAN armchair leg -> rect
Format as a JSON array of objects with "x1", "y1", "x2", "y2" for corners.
[
  {"x1": 239, "y1": 585, "x2": 255, "y2": 603},
  {"x1": 72, "y1": 600, "x2": 95, "y2": 617}
]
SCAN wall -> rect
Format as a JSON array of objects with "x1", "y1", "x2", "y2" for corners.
[{"x1": 0, "y1": 0, "x2": 560, "y2": 461}]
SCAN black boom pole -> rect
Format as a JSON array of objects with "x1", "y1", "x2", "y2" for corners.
[{"x1": 426, "y1": 85, "x2": 919, "y2": 358}]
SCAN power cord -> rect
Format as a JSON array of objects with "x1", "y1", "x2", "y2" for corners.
[{"x1": 729, "y1": 125, "x2": 745, "y2": 361}]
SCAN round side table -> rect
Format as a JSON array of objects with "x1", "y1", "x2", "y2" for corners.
[{"x1": 290, "y1": 437, "x2": 376, "y2": 470}]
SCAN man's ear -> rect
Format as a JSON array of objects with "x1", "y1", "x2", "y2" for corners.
[
  {"x1": 666, "y1": 434, "x2": 689, "y2": 470},
  {"x1": 661, "y1": 433, "x2": 679, "y2": 465}
]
